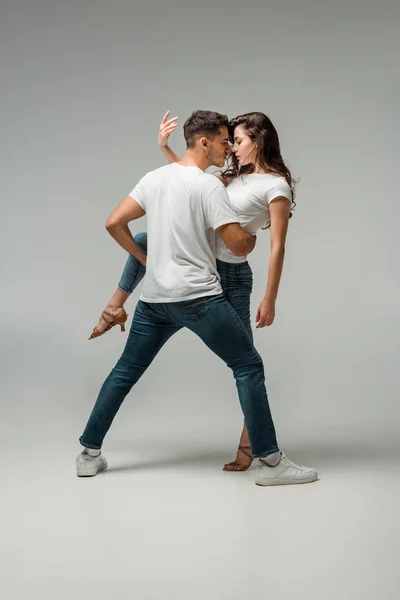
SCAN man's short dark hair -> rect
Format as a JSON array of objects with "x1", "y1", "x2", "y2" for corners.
[{"x1": 183, "y1": 110, "x2": 229, "y2": 148}]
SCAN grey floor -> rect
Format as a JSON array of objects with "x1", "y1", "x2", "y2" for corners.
[{"x1": 2, "y1": 417, "x2": 399, "y2": 600}]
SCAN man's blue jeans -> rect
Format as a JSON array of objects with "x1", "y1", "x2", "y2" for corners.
[{"x1": 80, "y1": 234, "x2": 279, "y2": 458}]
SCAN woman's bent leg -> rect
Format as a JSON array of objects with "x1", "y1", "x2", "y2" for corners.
[
  {"x1": 93, "y1": 232, "x2": 148, "y2": 335},
  {"x1": 118, "y1": 232, "x2": 148, "y2": 294}
]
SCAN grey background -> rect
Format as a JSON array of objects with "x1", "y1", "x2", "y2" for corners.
[
  {"x1": 2, "y1": 0, "x2": 398, "y2": 444},
  {"x1": 1, "y1": 0, "x2": 399, "y2": 598}
]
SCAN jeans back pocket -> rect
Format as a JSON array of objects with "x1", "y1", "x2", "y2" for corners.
[{"x1": 175, "y1": 298, "x2": 210, "y2": 319}]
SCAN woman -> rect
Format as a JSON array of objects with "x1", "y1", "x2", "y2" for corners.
[{"x1": 90, "y1": 111, "x2": 295, "y2": 472}]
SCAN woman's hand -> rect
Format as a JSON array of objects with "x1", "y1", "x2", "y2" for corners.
[
  {"x1": 256, "y1": 297, "x2": 276, "y2": 328},
  {"x1": 158, "y1": 111, "x2": 178, "y2": 148}
]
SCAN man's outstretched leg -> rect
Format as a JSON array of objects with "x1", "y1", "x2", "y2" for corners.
[
  {"x1": 169, "y1": 294, "x2": 317, "y2": 486},
  {"x1": 78, "y1": 301, "x2": 180, "y2": 476}
]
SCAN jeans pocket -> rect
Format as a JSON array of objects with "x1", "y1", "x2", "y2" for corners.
[
  {"x1": 136, "y1": 300, "x2": 156, "y2": 316},
  {"x1": 176, "y1": 298, "x2": 210, "y2": 319}
]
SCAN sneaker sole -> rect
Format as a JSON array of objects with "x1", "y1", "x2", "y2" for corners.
[
  {"x1": 255, "y1": 472, "x2": 318, "y2": 486},
  {"x1": 76, "y1": 460, "x2": 108, "y2": 477}
]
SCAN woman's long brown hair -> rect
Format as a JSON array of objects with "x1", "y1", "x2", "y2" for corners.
[{"x1": 222, "y1": 112, "x2": 297, "y2": 222}]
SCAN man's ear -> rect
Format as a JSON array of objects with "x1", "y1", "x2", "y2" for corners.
[{"x1": 199, "y1": 136, "x2": 209, "y2": 150}]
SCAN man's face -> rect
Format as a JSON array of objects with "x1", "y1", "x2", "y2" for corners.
[{"x1": 207, "y1": 126, "x2": 231, "y2": 167}]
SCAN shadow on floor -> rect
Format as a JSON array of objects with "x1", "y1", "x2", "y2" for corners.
[{"x1": 103, "y1": 437, "x2": 399, "y2": 474}]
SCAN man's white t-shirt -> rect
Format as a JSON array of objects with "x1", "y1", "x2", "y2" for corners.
[
  {"x1": 215, "y1": 173, "x2": 292, "y2": 264},
  {"x1": 129, "y1": 163, "x2": 238, "y2": 302}
]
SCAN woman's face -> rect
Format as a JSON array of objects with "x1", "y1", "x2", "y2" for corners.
[{"x1": 231, "y1": 125, "x2": 258, "y2": 166}]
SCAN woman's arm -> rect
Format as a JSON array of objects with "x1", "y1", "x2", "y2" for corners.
[
  {"x1": 159, "y1": 111, "x2": 181, "y2": 163},
  {"x1": 255, "y1": 197, "x2": 291, "y2": 328}
]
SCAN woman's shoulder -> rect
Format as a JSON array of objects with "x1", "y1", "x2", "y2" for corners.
[
  {"x1": 246, "y1": 173, "x2": 289, "y2": 190},
  {"x1": 267, "y1": 176, "x2": 292, "y2": 203},
  {"x1": 271, "y1": 175, "x2": 291, "y2": 191},
  {"x1": 245, "y1": 173, "x2": 292, "y2": 203}
]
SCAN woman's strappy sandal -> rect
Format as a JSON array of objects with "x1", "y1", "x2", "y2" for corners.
[
  {"x1": 89, "y1": 308, "x2": 128, "y2": 340},
  {"x1": 223, "y1": 445, "x2": 253, "y2": 472}
]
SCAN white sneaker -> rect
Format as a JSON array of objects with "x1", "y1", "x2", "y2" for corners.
[
  {"x1": 255, "y1": 452, "x2": 318, "y2": 486},
  {"x1": 76, "y1": 448, "x2": 108, "y2": 477}
]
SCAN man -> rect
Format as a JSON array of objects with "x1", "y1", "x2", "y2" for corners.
[{"x1": 77, "y1": 110, "x2": 317, "y2": 486}]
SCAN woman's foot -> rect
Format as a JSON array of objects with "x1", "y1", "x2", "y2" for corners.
[
  {"x1": 89, "y1": 306, "x2": 128, "y2": 340},
  {"x1": 94, "y1": 305, "x2": 124, "y2": 334},
  {"x1": 223, "y1": 445, "x2": 253, "y2": 472}
]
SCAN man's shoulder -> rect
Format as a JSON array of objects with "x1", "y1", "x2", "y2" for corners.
[
  {"x1": 192, "y1": 172, "x2": 226, "y2": 195},
  {"x1": 141, "y1": 163, "x2": 171, "y2": 180}
]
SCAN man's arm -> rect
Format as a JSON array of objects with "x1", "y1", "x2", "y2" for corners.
[
  {"x1": 215, "y1": 222, "x2": 256, "y2": 256},
  {"x1": 105, "y1": 196, "x2": 147, "y2": 266}
]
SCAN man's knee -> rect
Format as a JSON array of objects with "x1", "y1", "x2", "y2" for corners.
[
  {"x1": 112, "y1": 358, "x2": 146, "y2": 387},
  {"x1": 134, "y1": 231, "x2": 148, "y2": 252}
]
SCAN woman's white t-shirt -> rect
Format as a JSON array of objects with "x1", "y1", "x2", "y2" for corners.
[{"x1": 215, "y1": 173, "x2": 292, "y2": 264}]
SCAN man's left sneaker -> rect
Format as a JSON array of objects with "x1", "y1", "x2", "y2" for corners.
[
  {"x1": 255, "y1": 452, "x2": 318, "y2": 486},
  {"x1": 76, "y1": 448, "x2": 108, "y2": 477}
]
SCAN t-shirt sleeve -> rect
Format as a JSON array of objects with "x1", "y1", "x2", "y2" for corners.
[
  {"x1": 128, "y1": 174, "x2": 149, "y2": 210},
  {"x1": 267, "y1": 178, "x2": 292, "y2": 204},
  {"x1": 203, "y1": 183, "x2": 239, "y2": 230}
]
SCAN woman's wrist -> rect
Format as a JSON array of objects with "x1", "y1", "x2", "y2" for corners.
[{"x1": 264, "y1": 293, "x2": 277, "y2": 302}]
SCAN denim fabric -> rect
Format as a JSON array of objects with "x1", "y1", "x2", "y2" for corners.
[
  {"x1": 119, "y1": 233, "x2": 253, "y2": 340},
  {"x1": 118, "y1": 232, "x2": 148, "y2": 293},
  {"x1": 80, "y1": 293, "x2": 278, "y2": 458},
  {"x1": 216, "y1": 258, "x2": 253, "y2": 342}
]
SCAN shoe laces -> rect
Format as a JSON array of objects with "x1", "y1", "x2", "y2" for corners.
[{"x1": 280, "y1": 453, "x2": 303, "y2": 469}]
